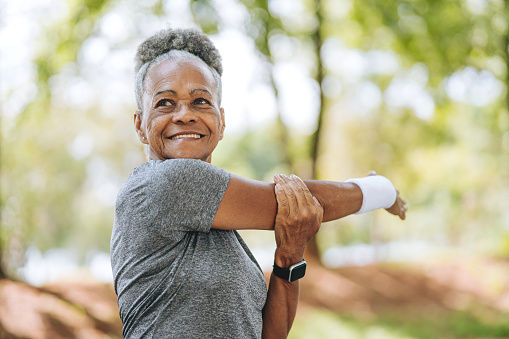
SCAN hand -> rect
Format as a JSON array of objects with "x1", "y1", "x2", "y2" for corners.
[
  {"x1": 366, "y1": 170, "x2": 407, "y2": 220},
  {"x1": 386, "y1": 190, "x2": 407, "y2": 220},
  {"x1": 273, "y1": 174, "x2": 324, "y2": 268}
]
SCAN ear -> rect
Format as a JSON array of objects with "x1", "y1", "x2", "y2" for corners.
[
  {"x1": 134, "y1": 111, "x2": 149, "y2": 144},
  {"x1": 219, "y1": 107, "x2": 226, "y2": 140}
]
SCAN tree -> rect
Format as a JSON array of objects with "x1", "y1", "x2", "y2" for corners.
[{"x1": 0, "y1": 0, "x2": 115, "y2": 278}]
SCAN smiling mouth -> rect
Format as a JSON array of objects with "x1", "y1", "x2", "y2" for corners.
[{"x1": 168, "y1": 134, "x2": 204, "y2": 140}]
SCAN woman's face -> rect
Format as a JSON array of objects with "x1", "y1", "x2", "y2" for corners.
[{"x1": 135, "y1": 58, "x2": 225, "y2": 163}]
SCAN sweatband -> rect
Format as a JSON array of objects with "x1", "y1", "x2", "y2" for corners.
[{"x1": 345, "y1": 175, "x2": 397, "y2": 214}]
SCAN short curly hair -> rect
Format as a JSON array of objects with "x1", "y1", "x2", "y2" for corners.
[{"x1": 134, "y1": 28, "x2": 223, "y2": 110}]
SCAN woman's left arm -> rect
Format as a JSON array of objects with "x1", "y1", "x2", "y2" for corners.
[
  {"x1": 261, "y1": 175, "x2": 324, "y2": 338},
  {"x1": 212, "y1": 173, "x2": 406, "y2": 231},
  {"x1": 212, "y1": 174, "x2": 364, "y2": 230}
]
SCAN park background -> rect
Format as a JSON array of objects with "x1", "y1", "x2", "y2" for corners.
[{"x1": 1, "y1": 0, "x2": 509, "y2": 338}]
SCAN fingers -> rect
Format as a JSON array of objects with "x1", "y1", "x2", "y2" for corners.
[
  {"x1": 274, "y1": 183, "x2": 289, "y2": 215},
  {"x1": 385, "y1": 191, "x2": 408, "y2": 220},
  {"x1": 274, "y1": 175, "x2": 297, "y2": 203},
  {"x1": 291, "y1": 175, "x2": 324, "y2": 215},
  {"x1": 397, "y1": 193, "x2": 408, "y2": 220},
  {"x1": 288, "y1": 174, "x2": 318, "y2": 207},
  {"x1": 273, "y1": 174, "x2": 324, "y2": 235},
  {"x1": 274, "y1": 175, "x2": 298, "y2": 218},
  {"x1": 401, "y1": 198, "x2": 408, "y2": 220},
  {"x1": 274, "y1": 174, "x2": 320, "y2": 211}
]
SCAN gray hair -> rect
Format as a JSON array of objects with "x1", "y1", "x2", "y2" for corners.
[{"x1": 134, "y1": 28, "x2": 223, "y2": 110}]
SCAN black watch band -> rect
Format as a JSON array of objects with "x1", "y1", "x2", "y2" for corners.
[{"x1": 272, "y1": 259, "x2": 307, "y2": 282}]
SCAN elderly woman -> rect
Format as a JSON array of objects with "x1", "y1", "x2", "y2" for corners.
[{"x1": 110, "y1": 28, "x2": 406, "y2": 339}]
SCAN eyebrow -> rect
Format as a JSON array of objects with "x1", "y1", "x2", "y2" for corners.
[
  {"x1": 190, "y1": 88, "x2": 212, "y2": 96},
  {"x1": 153, "y1": 88, "x2": 212, "y2": 98},
  {"x1": 154, "y1": 90, "x2": 176, "y2": 98}
]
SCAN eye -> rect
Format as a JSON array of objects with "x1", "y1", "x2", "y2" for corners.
[
  {"x1": 193, "y1": 98, "x2": 211, "y2": 105},
  {"x1": 155, "y1": 99, "x2": 175, "y2": 107}
]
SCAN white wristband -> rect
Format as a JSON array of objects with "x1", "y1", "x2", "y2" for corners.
[{"x1": 345, "y1": 175, "x2": 397, "y2": 214}]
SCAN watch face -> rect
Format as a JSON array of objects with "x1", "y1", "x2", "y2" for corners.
[{"x1": 289, "y1": 262, "x2": 307, "y2": 282}]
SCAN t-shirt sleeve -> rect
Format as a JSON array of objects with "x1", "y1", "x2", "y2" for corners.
[{"x1": 145, "y1": 159, "x2": 231, "y2": 234}]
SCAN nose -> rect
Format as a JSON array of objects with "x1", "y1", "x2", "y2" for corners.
[{"x1": 171, "y1": 103, "x2": 198, "y2": 124}]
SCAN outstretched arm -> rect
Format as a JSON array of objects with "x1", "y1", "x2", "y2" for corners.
[{"x1": 212, "y1": 173, "x2": 405, "y2": 230}]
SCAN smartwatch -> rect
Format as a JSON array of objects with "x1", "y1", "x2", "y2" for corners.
[{"x1": 272, "y1": 259, "x2": 307, "y2": 282}]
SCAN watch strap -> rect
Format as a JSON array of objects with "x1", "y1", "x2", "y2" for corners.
[{"x1": 273, "y1": 259, "x2": 306, "y2": 282}]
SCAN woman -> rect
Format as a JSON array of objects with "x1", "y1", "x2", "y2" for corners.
[{"x1": 110, "y1": 28, "x2": 407, "y2": 339}]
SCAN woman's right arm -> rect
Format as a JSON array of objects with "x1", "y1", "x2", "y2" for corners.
[{"x1": 212, "y1": 174, "x2": 380, "y2": 230}]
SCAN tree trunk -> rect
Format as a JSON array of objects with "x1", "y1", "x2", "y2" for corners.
[
  {"x1": 504, "y1": 20, "x2": 509, "y2": 117},
  {"x1": 310, "y1": 0, "x2": 325, "y2": 181},
  {"x1": 306, "y1": 0, "x2": 325, "y2": 261},
  {"x1": 0, "y1": 248, "x2": 5, "y2": 279}
]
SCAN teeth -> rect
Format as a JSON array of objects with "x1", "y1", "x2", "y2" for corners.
[{"x1": 170, "y1": 134, "x2": 201, "y2": 140}]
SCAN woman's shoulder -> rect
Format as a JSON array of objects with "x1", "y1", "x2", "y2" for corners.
[
  {"x1": 133, "y1": 159, "x2": 216, "y2": 174},
  {"x1": 130, "y1": 159, "x2": 230, "y2": 182}
]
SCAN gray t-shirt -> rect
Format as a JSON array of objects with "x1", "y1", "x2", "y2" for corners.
[{"x1": 110, "y1": 159, "x2": 267, "y2": 338}]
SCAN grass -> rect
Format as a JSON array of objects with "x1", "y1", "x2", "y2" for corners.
[{"x1": 288, "y1": 306, "x2": 509, "y2": 339}]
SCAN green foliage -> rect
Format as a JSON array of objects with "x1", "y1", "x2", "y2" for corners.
[
  {"x1": 0, "y1": 0, "x2": 122, "y2": 276},
  {"x1": 190, "y1": 0, "x2": 220, "y2": 34},
  {"x1": 238, "y1": 0, "x2": 283, "y2": 57},
  {"x1": 214, "y1": 124, "x2": 292, "y2": 180},
  {"x1": 35, "y1": 0, "x2": 112, "y2": 85},
  {"x1": 314, "y1": 0, "x2": 508, "y2": 252},
  {"x1": 349, "y1": 0, "x2": 506, "y2": 87},
  {"x1": 290, "y1": 307, "x2": 509, "y2": 339}
]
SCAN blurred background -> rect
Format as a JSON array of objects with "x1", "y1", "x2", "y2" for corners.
[{"x1": 1, "y1": 0, "x2": 508, "y2": 338}]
